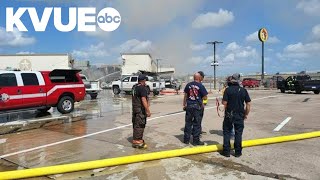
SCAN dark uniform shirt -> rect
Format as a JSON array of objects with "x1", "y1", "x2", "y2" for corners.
[
  {"x1": 184, "y1": 81, "x2": 208, "y2": 106},
  {"x1": 132, "y1": 84, "x2": 148, "y2": 113},
  {"x1": 223, "y1": 84, "x2": 251, "y2": 113}
]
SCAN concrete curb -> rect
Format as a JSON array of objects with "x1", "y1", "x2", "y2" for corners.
[
  {"x1": 0, "y1": 116, "x2": 70, "y2": 135},
  {"x1": 0, "y1": 114, "x2": 87, "y2": 135}
]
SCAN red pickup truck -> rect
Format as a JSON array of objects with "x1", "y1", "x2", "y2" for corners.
[
  {"x1": 0, "y1": 69, "x2": 85, "y2": 114},
  {"x1": 242, "y1": 78, "x2": 260, "y2": 88}
]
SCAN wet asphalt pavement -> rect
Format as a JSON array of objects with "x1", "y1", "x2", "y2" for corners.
[{"x1": 0, "y1": 89, "x2": 319, "y2": 179}]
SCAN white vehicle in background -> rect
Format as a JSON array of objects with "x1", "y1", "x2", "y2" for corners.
[
  {"x1": 111, "y1": 75, "x2": 163, "y2": 95},
  {"x1": 80, "y1": 74, "x2": 102, "y2": 99}
]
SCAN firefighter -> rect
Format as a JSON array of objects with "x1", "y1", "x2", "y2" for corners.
[
  {"x1": 221, "y1": 73, "x2": 251, "y2": 157},
  {"x1": 131, "y1": 74, "x2": 151, "y2": 149},
  {"x1": 183, "y1": 72, "x2": 208, "y2": 145}
]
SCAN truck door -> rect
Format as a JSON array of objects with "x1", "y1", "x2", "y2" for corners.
[
  {"x1": 20, "y1": 72, "x2": 46, "y2": 107},
  {"x1": 130, "y1": 76, "x2": 138, "y2": 90},
  {"x1": 122, "y1": 77, "x2": 130, "y2": 91},
  {"x1": 0, "y1": 73, "x2": 22, "y2": 110}
]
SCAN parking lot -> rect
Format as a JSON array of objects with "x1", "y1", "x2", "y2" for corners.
[{"x1": 0, "y1": 89, "x2": 319, "y2": 179}]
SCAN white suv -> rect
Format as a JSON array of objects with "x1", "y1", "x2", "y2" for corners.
[{"x1": 111, "y1": 76, "x2": 162, "y2": 95}]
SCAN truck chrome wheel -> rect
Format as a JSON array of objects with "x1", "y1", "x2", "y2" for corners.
[
  {"x1": 62, "y1": 100, "x2": 72, "y2": 111},
  {"x1": 57, "y1": 96, "x2": 75, "y2": 114}
]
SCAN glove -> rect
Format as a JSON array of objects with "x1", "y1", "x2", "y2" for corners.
[{"x1": 203, "y1": 99, "x2": 208, "y2": 106}]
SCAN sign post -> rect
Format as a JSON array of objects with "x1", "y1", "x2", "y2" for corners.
[{"x1": 258, "y1": 28, "x2": 268, "y2": 83}]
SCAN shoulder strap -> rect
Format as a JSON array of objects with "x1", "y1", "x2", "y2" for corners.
[{"x1": 132, "y1": 83, "x2": 139, "y2": 97}]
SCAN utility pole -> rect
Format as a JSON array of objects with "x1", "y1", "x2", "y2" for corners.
[{"x1": 207, "y1": 41, "x2": 223, "y2": 90}]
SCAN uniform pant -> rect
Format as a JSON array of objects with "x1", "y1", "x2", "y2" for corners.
[
  {"x1": 132, "y1": 111, "x2": 147, "y2": 141},
  {"x1": 184, "y1": 105, "x2": 202, "y2": 143},
  {"x1": 223, "y1": 112, "x2": 244, "y2": 154}
]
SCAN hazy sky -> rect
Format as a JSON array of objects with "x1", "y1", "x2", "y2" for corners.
[{"x1": 0, "y1": 0, "x2": 320, "y2": 76}]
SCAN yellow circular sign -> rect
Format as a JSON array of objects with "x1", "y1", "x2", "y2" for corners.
[{"x1": 258, "y1": 28, "x2": 268, "y2": 42}]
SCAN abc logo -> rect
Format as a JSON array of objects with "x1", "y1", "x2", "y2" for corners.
[{"x1": 97, "y1": 7, "x2": 121, "y2": 32}]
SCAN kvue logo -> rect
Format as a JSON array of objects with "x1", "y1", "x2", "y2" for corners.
[{"x1": 5, "y1": 7, "x2": 121, "y2": 32}]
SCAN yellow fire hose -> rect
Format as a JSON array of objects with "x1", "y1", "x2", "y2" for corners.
[{"x1": 0, "y1": 131, "x2": 319, "y2": 179}]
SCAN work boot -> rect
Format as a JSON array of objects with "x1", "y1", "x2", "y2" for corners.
[
  {"x1": 132, "y1": 142, "x2": 147, "y2": 149},
  {"x1": 183, "y1": 140, "x2": 190, "y2": 145},
  {"x1": 220, "y1": 151, "x2": 230, "y2": 157},
  {"x1": 132, "y1": 140, "x2": 147, "y2": 149},
  {"x1": 234, "y1": 151, "x2": 242, "y2": 157},
  {"x1": 193, "y1": 141, "x2": 207, "y2": 146}
]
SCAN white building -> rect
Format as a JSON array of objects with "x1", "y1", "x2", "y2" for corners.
[
  {"x1": 0, "y1": 54, "x2": 73, "y2": 71},
  {"x1": 121, "y1": 53, "x2": 175, "y2": 76},
  {"x1": 73, "y1": 60, "x2": 90, "y2": 70}
]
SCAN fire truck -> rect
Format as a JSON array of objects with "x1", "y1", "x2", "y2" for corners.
[{"x1": 0, "y1": 69, "x2": 85, "y2": 114}]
